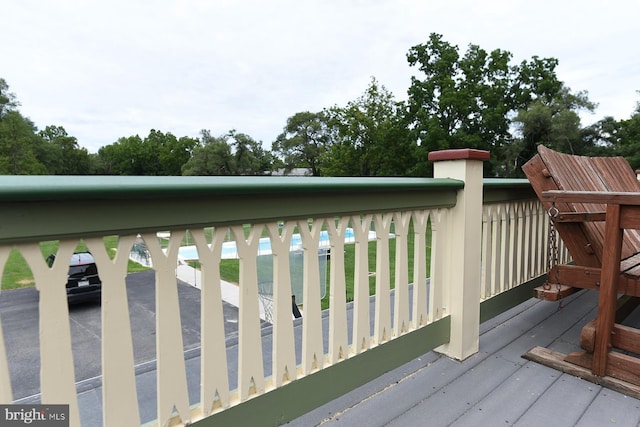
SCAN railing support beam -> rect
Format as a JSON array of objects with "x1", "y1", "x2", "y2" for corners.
[{"x1": 430, "y1": 149, "x2": 489, "y2": 360}]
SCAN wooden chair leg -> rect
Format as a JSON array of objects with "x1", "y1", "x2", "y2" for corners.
[{"x1": 593, "y1": 204, "x2": 623, "y2": 376}]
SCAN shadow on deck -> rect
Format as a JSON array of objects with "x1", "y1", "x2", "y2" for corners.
[{"x1": 288, "y1": 290, "x2": 640, "y2": 426}]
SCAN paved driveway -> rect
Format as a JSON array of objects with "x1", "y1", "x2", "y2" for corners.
[{"x1": 0, "y1": 270, "x2": 239, "y2": 400}]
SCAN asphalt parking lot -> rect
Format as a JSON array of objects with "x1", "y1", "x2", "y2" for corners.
[{"x1": 0, "y1": 270, "x2": 240, "y2": 400}]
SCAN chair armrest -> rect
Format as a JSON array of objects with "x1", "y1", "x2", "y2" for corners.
[
  {"x1": 542, "y1": 190, "x2": 640, "y2": 206},
  {"x1": 554, "y1": 212, "x2": 607, "y2": 222}
]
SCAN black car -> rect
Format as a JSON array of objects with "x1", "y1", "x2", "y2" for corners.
[{"x1": 48, "y1": 252, "x2": 102, "y2": 303}]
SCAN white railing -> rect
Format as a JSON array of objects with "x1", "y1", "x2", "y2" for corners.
[
  {"x1": 0, "y1": 150, "x2": 553, "y2": 427},
  {"x1": 480, "y1": 199, "x2": 570, "y2": 300}
]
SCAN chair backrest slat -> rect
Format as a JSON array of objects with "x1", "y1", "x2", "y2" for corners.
[{"x1": 523, "y1": 145, "x2": 640, "y2": 267}]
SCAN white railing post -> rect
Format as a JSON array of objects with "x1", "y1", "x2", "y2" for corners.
[{"x1": 429, "y1": 149, "x2": 489, "y2": 360}]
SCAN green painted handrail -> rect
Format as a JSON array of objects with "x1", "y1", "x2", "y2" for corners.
[
  {"x1": 0, "y1": 176, "x2": 463, "y2": 244},
  {"x1": 483, "y1": 178, "x2": 536, "y2": 203}
]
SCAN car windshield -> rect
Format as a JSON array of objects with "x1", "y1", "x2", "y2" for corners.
[{"x1": 69, "y1": 264, "x2": 97, "y2": 277}]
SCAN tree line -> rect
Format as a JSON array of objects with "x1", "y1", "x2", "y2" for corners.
[{"x1": 2, "y1": 33, "x2": 639, "y2": 178}]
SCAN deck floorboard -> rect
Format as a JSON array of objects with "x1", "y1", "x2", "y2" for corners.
[{"x1": 288, "y1": 290, "x2": 640, "y2": 427}]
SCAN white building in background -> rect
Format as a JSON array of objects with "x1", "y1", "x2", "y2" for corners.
[{"x1": 272, "y1": 168, "x2": 313, "y2": 176}]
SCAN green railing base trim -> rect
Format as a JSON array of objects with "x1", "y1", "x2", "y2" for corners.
[
  {"x1": 480, "y1": 274, "x2": 547, "y2": 324},
  {"x1": 192, "y1": 316, "x2": 450, "y2": 427}
]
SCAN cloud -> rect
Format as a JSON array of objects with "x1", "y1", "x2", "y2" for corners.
[{"x1": 2, "y1": 0, "x2": 639, "y2": 152}]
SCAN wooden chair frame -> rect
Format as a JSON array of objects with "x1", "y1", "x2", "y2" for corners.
[{"x1": 522, "y1": 146, "x2": 640, "y2": 398}]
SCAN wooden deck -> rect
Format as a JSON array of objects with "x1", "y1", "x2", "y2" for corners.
[{"x1": 288, "y1": 290, "x2": 640, "y2": 426}]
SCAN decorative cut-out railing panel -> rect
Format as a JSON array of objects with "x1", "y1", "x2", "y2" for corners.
[{"x1": 0, "y1": 174, "x2": 551, "y2": 426}]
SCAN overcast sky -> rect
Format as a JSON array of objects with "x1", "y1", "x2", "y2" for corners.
[{"x1": 3, "y1": 0, "x2": 639, "y2": 153}]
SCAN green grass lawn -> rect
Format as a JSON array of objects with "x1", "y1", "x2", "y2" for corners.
[
  {"x1": 2, "y1": 225, "x2": 432, "y2": 311},
  {"x1": 1, "y1": 238, "x2": 150, "y2": 291},
  {"x1": 219, "y1": 225, "x2": 431, "y2": 310}
]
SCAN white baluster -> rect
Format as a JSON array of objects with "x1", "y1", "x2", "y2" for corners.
[
  {"x1": 231, "y1": 225, "x2": 265, "y2": 401},
  {"x1": 0, "y1": 246, "x2": 13, "y2": 403},
  {"x1": 326, "y1": 218, "x2": 349, "y2": 364},
  {"x1": 142, "y1": 232, "x2": 190, "y2": 426},
  {"x1": 522, "y1": 201, "x2": 534, "y2": 280},
  {"x1": 429, "y1": 209, "x2": 447, "y2": 322},
  {"x1": 20, "y1": 241, "x2": 80, "y2": 427},
  {"x1": 373, "y1": 214, "x2": 392, "y2": 344},
  {"x1": 351, "y1": 214, "x2": 372, "y2": 354},
  {"x1": 507, "y1": 203, "x2": 518, "y2": 289},
  {"x1": 412, "y1": 210, "x2": 429, "y2": 328},
  {"x1": 265, "y1": 222, "x2": 297, "y2": 385},
  {"x1": 491, "y1": 204, "x2": 502, "y2": 296},
  {"x1": 297, "y1": 219, "x2": 324, "y2": 374},
  {"x1": 393, "y1": 212, "x2": 411, "y2": 336},
  {"x1": 481, "y1": 205, "x2": 492, "y2": 300},
  {"x1": 191, "y1": 228, "x2": 230, "y2": 414},
  {"x1": 515, "y1": 202, "x2": 525, "y2": 286},
  {"x1": 85, "y1": 236, "x2": 140, "y2": 427},
  {"x1": 499, "y1": 204, "x2": 509, "y2": 293}
]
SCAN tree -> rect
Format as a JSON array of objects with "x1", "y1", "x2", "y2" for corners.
[
  {"x1": 509, "y1": 86, "x2": 596, "y2": 175},
  {"x1": 581, "y1": 115, "x2": 627, "y2": 158},
  {"x1": 610, "y1": 100, "x2": 640, "y2": 169},
  {"x1": 96, "y1": 135, "x2": 146, "y2": 175},
  {"x1": 0, "y1": 78, "x2": 19, "y2": 118},
  {"x1": 182, "y1": 130, "x2": 235, "y2": 175},
  {"x1": 183, "y1": 130, "x2": 272, "y2": 176},
  {"x1": 272, "y1": 111, "x2": 331, "y2": 176},
  {"x1": 0, "y1": 111, "x2": 47, "y2": 174},
  {"x1": 38, "y1": 125, "x2": 91, "y2": 174},
  {"x1": 95, "y1": 130, "x2": 199, "y2": 175},
  {"x1": 322, "y1": 77, "x2": 415, "y2": 176},
  {"x1": 0, "y1": 79, "x2": 48, "y2": 174},
  {"x1": 406, "y1": 33, "x2": 565, "y2": 176},
  {"x1": 228, "y1": 130, "x2": 273, "y2": 175},
  {"x1": 145, "y1": 129, "x2": 198, "y2": 175}
]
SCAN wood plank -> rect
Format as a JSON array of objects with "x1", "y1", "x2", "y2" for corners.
[
  {"x1": 535, "y1": 147, "x2": 609, "y2": 260},
  {"x1": 613, "y1": 323, "x2": 640, "y2": 355},
  {"x1": 606, "y1": 352, "x2": 640, "y2": 385},
  {"x1": 591, "y1": 156, "x2": 640, "y2": 192},
  {"x1": 555, "y1": 212, "x2": 607, "y2": 222},
  {"x1": 533, "y1": 284, "x2": 579, "y2": 301},
  {"x1": 522, "y1": 153, "x2": 601, "y2": 268},
  {"x1": 580, "y1": 323, "x2": 640, "y2": 354},
  {"x1": 621, "y1": 252, "x2": 640, "y2": 274},
  {"x1": 528, "y1": 147, "x2": 640, "y2": 262},
  {"x1": 578, "y1": 297, "x2": 640, "y2": 352},
  {"x1": 546, "y1": 264, "x2": 640, "y2": 297},
  {"x1": 523, "y1": 346, "x2": 640, "y2": 400},
  {"x1": 593, "y1": 204, "x2": 623, "y2": 376},
  {"x1": 542, "y1": 190, "x2": 640, "y2": 205},
  {"x1": 621, "y1": 207, "x2": 640, "y2": 230},
  {"x1": 564, "y1": 350, "x2": 640, "y2": 385},
  {"x1": 553, "y1": 265, "x2": 601, "y2": 290}
]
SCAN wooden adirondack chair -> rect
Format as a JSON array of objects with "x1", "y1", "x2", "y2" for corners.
[{"x1": 522, "y1": 145, "x2": 640, "y2": 397}]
